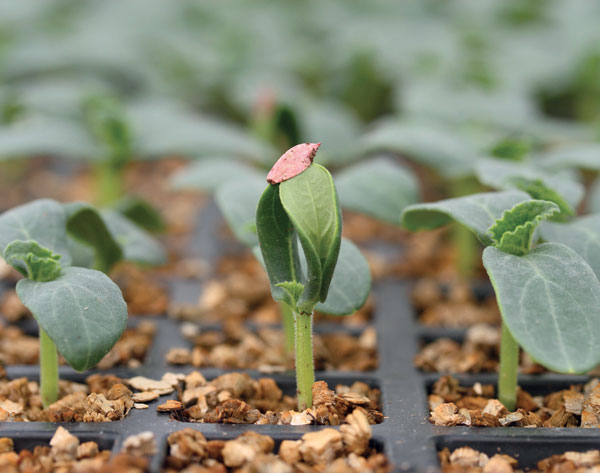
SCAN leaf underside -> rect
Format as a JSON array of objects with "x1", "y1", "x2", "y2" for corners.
[
  {"x1": 483, "y1": 243, "x2": 600, "y2": 374},
  {"x1": 488, "y1": 200, "x2": 559, "y2": 256},
  {"x1": 16, "y1": 266, "x2": 128, "y2": 371}
]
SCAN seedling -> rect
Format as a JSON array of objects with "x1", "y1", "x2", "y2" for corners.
[
  {"x1": 402, "y1": 192, "x2": 600, "y2": 410},
  {"x1": 0, "y1": 199, "x2": 128, "y2": 407},
  {"x1": 256, "y1": 143, "x2": 371, "y2": 409}
]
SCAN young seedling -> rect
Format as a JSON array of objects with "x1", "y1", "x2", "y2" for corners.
[
  {"x1": 0, "y1": 200, "x2": 128, "y2": 407},
  {"x1": 256, "y1": 143, "x2": 371, "y2": 409},
  {"x1": 402, "y1": 192, "x2": 600, "y2": 410}
]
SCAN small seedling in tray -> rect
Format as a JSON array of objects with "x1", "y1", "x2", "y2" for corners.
[
  {"x1": 402, "y1": 192, "x2": 600, "y2": 410},
  {"x1": 0, "y1": 199, "x2": 131, "y2": 407},
  {"x1": 256, "y1": 143, "x2": 371, "y2": 409}
]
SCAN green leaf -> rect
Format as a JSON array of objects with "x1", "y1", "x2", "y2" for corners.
[
  {"x1": 475, "y1": 157, "x2": 584, "y2": 210},
  {"x1": 316, "y1": 238, "x2": 371, "y2": 316},
  {"x1": 3, "y1": 240, "x2": 62, "y2": 281},
  {"x1": 279, "y1": 164, "x2": 342, "y2": 312},
  {"x1": 401, "y1": 190, "x2": 531, "y2": 245},
  {"x1": 591, "y1": 179, "x2": 600, "y2": 214},
  {"x1": 0, "y1": 199, "x2": 72, "y2": 266},
  {"x1": 16, "y1": 266, "x2": 127, "y2": 371},
  {"x1": 507, "y1": 177, "x2": 574, "y2": 221},
  {"x1": 0, "y1": 119, "x2": 99, "y2": 161},
  {"x1": 539, "y1": 215, "x2": 600, "y2": 279},
  {"x1": 215, "y1": 176, "x2": 266, "y2": 248},
  {"x1": 113, "y1": 196, "x2": 166, "y2": 233},
  {"x1": 483, "y1": 243, "x2": 600, "y2": 374},
  {"x1": 100, "y1": 210, "x2": 166, "y2": 266},
  {"x1": 256, "y1": 185, "x2": 304, "y2": 307},
  {"x1": 535, "y1": 145, "x2": 600, "y2": 171},
  {"x1": 63, "y1": 202, "x2": 123, "y2": 273},
  {"x1": 488, "y1": 200, "x2": 559, "y2": 256},
  {"x1": 334, "y1": 157, "x2": 419, "y2": 225},
  {"x1": 359, "y1": 120, "x2": 478, "y2": 178},
  {"x1": 275, "y1": 281, "x2": 305, "y2": 307},
  {"x1": 171, "y1": 159, "x2": 262, "y2": 194}
]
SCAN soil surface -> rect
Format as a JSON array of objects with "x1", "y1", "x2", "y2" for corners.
[
  {"x1": 440, "y1": 446, "x2": 600, "y2": 473},
  {"x1": 412, "y1": 278, "x2": 500, "y2": 328},
  {"x1": 158, "y1": 372, "x2": 383, "y2": 425},
  {"x1": 0, "y1": 320, "x2": 154, "y2": 369},
  {"x1": 0, "y1": 371, "x2": 180, "y2": 422},
  {"x1": 167, "y1": 321, "x2": 377, "y2": 372},
  {"x1": 429, "y1": 376, "x2": 600, "y2": 428},
  {"x1": 169, "y1": 252, "x2": 374, "y2": 326},
  {"x1": 415, "y1": 324, "x2": 545, "y2": 374},
  {"x1": 165, "y1": 410, "x2": 390, "y2": 472}
]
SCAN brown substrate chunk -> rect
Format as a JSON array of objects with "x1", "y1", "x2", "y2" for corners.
[
  {"x1": 429, "y1": 376, "x2": 600, "y2": 428},
  {"x1": 168, "y1": 252, "x2": 374, "y2": 326},
  {"x1": 164, "y1": 411, "x2": 391, "y2": 472},
  {"x1": 111, "y1": 263, "x2": 169, "y2": 315},
  {"x1": 165, "y1": 372, "x2": 383, "y2": 425},
  {"x1": 167, "y1": 321, "x2": 378, "y2": 372},
  {"x1": 440, "y1": 446, "x2": 600, "y2": 472},
  {"x1": 413, "y1": 279, "x2": 501, "y2": 328},
  {"x1": 0, "y1": 321, "x2": 155, "y2": 369},
  {"x1": 0, "y1": 426, "x2": 150, "y2": 472},
  {"x1": 0, "y1": 371, "x2": 178, "y2": 422},
  {"x1": 415, "y1": 324, "x2": 545, "y2": 374}
]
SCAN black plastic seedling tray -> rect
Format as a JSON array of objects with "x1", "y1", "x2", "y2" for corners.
[{"x1": 1, "y1": 201, "x2": 599, "y2": 472}]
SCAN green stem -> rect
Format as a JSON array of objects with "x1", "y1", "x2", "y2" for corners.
[
  {"x1": 498, "y1": 321, "x2": 519, "y2": 411},
  {"x1": 295, "y1": 311, "x2": 314, "y2": 410},
  {"x1": 94, "y1": 161, "x2": 124, "y2": 207},
  {"x1": 280, "y1": 302, "x2": 295, "y2": 356},
  {"x1": 449, "y1": 176, "x2": 481, "y2": 279},
  {"x1": 39, "y1": 328, "x2": 59, "y2": 408}
]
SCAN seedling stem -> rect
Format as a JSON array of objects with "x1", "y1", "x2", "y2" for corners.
[
  {"x1": 295, "y1": 311, "x2": 314, "y2": 410},
  {"x1": 281, "y1": 302, "x2": 295, "y2": 355},
  {"x1": 40, "y1": 328, "x2": 59, "y2": 408},
  {"x1": 498, "y1": 322, "x2": 519, "y2": 410}
]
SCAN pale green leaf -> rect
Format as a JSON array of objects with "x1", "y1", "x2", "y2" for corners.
[
  {"x1": 359, "y1": 120, "x2": 479, "y2": 178},
  {"x1": 100, "y1": 210, "x2": 166, "y2": 266},
  {"x1": 540, "y1": 215, "x2": 600, "y2": 279},
  {"x1": 535, "y1": 145, "x2": 600, "y2": 171},
  {"x1": 316, "y1": 238, "x2": 371, "y2": 316},
  {"x1": 171, "y1": 159, "x2": 262, "y2": 193},
  {"x1": 215, "y1": 176, "x2": 266, "y2": 248},
  {"x1": 335, "y1": 157, "x2": 419, "y2": 225},
  {"x1": 401, "y1": 190, "x2": 531, "y2": 245},
  {"x1": 475, "y1": 157, "x2": 584, "y2": 209},
  {"x1": 16, "y1": 267, "x2": 127, "y2": 371},
  {"x1": 0, "y1": 199, "x2": 72, "y2": 266},
  {"x1": 483, "y1": 243, "x2": 600, "y2": 374},
  {"x1": 113, "y1": 196, "x2": 166, "y2": 233}
]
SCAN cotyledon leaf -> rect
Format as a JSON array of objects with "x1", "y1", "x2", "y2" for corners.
[
  {"x1": 401, "y1": 190, "x2": 531, "y2": 245},
  {"x1": 334, "y1": 156, "x2": 419, "y2": 225},
  {"x1": 279, "y1": 164, "x2": 342, "y2": 311},
  {"x1": 539, "y1": 214, "x2": 600, "y2": 279},
  {"x1": 63, "y1": 202, "x2": 123, "y2": 273},
  {"x1": 475, "y1": 157, "x2": 584, "y2": 210},
  {"x1": 100, "y1": 210, "x2": 166, "y2": 266},
  {"x1": 170, "y1": 159, "x2": 262, "y2": 194},
  {"x1": 215, "y1": 175, "x2": 266, "y2": 248},
  {"x1": 252, "y1": 238, "x2": 371, "y2": 316},
  {"x1": 0, "y1": 199, "x2": 72, "y2": 266},
  {"x1": 16, "y1": 266, "x2": 128, "y2": 371},
  {"x1": 534, "y1": 145, "x2": 600, "y2": 171},
  {"x1": 256, "y1": 184, "x2": 304, "y2": 308},
  {"x1": 316, "y1": 238, "x2": 371, "y2": 316},
  {"x1": 483, "y1": 243, "x2": 600, "y2": 374}
]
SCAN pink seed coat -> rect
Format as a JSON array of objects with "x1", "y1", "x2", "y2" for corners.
[{"x1": 267, "y1": 142, "x2": 321, "y2": 184}]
